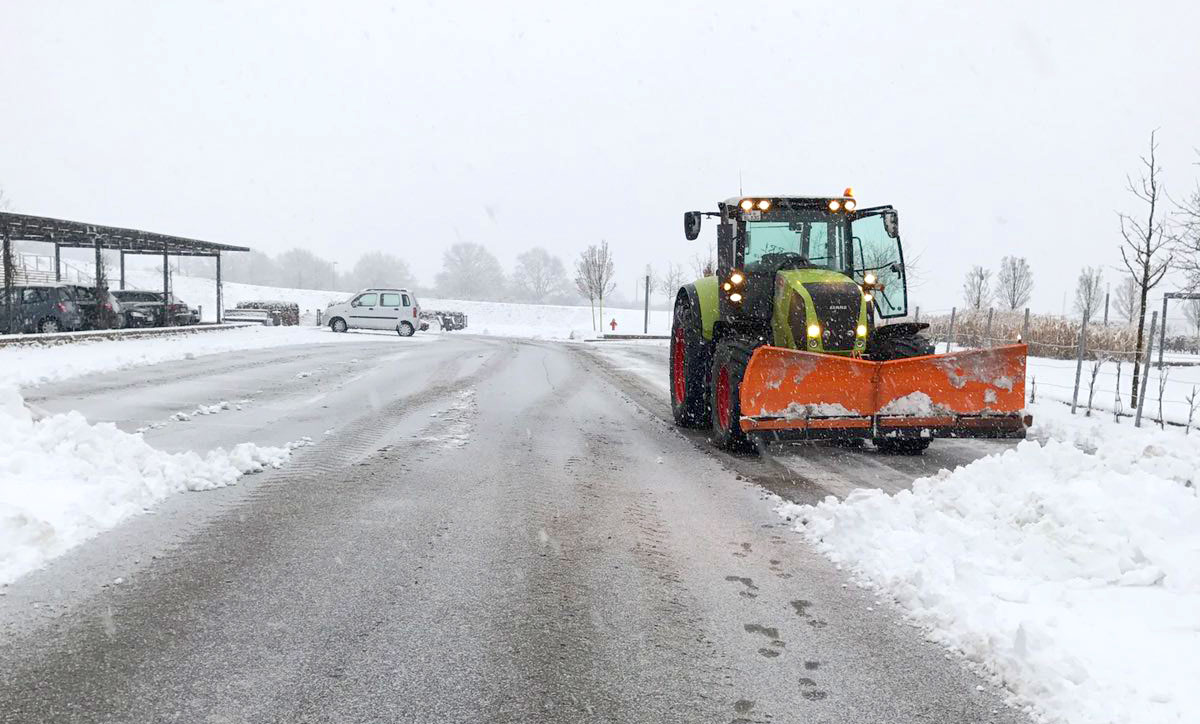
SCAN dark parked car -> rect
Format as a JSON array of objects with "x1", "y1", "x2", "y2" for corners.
[
  {"x1": 0, "y1": 284, "x2": 85, "y2": 334},
  {"x1": 64, "y1": 284, "x2": 126, "y2": 330},
  {"x1": 112, "y1": 290, "x2": 193, "y2": 327}
]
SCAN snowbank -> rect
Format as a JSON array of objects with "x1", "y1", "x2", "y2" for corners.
[
  {"x1": 778, "y1": 402, "x2": 1200, "y2": 724},
  {"x1": 0, "y1": 386, "x2": 307, "y2": 585}
]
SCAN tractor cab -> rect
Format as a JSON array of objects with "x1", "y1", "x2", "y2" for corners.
[{"x1": 684, "y1": 191, "x2": 910, "y2": 354}]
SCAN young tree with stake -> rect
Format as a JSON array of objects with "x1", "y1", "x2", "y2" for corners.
[{"x1": 1119, "y1": 131, "x2": 1173, "y2": 407}]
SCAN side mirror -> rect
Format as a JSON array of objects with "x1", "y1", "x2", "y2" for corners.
[
  {"x1": 684, "y1": 211, "x2": 702, "y2": 241},
  {"x1": 883, "y1": 210, "x2": 899, "y2": 238}
]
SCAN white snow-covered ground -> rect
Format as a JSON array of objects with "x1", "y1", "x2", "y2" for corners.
[
  {"x1": 0, "y1": 386, "x2": 310, "y2": 585},
  {"x1": 778, "y1": 401, "x2": 1200, "y2": 724},
  {"x1": 1, "y1": 325, "x2": 411, "y2": 388},
  {"x1": 125, "y1": 271, "x2": 673, "y2": 339}
]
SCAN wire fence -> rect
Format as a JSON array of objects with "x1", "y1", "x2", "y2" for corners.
[{"x1": 897, "y1": 305, "x2": 1200, "y2": 430}]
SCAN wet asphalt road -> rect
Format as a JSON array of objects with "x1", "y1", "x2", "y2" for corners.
[{"x1": 0, "y1": 333, "x2": 1027, "y2": 723}]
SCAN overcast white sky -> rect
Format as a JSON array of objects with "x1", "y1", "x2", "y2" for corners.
[{"x1": 3, "y1": 0, "x2": 1199, "y2": 312}]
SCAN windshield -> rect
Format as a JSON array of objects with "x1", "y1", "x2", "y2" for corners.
[{"x1": 744, "y1": 217, "x2": 851, "y2": 273}]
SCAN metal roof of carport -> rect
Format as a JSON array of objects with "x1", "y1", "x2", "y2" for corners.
[
  {"x1": 0, "y1": 211, "x2": 251, "y2": 256},
  {"x1": 1, "y1": 211, "x2": 250, "y2": 327}
]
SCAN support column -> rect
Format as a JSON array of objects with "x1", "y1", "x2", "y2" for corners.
[
  {"x1": 3, "y1": 228, "x2": 14, "y2": 334},
  {"x1": 54, "y1": 243, "x2": 61, "y2": 282},
  {"x1": 93, "y1": 234, "x2": 108, "y2": 329},
  {"x1": 119, "y1": 251, "x2": 125, "y2": 290},
  {"x1": 216, "y1": 254, "x2": 223, "y2": 325},
  {"x1": 162, "y1": 241, "x2": 171, "y2": 326}
]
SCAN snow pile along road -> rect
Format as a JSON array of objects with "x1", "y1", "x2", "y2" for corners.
[
  {"x1": 0, "y1": 386, "x2": 306, "y2": 585},
  {"x1": 778, "y1": 402, "x2": 1200, "y2": 724}
]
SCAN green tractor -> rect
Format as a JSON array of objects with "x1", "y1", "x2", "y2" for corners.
[{"x1": 670, "y1": 191, "x2": 1028, "y2": 453}]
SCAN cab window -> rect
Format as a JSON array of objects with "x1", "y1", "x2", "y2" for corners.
[
  {"x1": 380, "y1": 293, "x2": 401, "y2": 307},
  {"x1": 401, "y1": 294, "x2": 411, "y2": 306},
  {"x1": 851, "y1": 213, "x2": 908, "y2": 318},
  {"x1": 353, "y1": 293, "x2": 378, "y2": 307}
]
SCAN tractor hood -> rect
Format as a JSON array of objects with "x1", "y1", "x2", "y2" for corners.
[{"x1": 772, "y1": 268, "x2": 867, "y2": 354}]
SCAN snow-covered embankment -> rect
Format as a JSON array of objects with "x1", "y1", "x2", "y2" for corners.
[{"x1": 778, "y1": 402, "x2": 1200, "y2": 724}]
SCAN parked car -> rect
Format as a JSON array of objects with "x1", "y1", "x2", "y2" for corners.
[
  {"x1": 325, "y1": 288, "x2": 421, "y2": 336},
  {"x1": 64, "y1": 285, "x2": 126, "y2": 330},
  {"x1": 112, "y1": 290, "x2": 193, "y2": 326},
  {"x1": 0, "y1": 284, "x2": 85, "y2": 334}
]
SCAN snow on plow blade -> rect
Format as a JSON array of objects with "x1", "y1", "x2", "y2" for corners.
[{"x1": 739, "y1": 344, "x2": 1029, "y2": 439}]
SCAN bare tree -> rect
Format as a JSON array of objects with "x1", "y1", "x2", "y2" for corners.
[
  {"x1": 435, "y1": 243, "x2": 506, "y2": 300},
  {"x1": 1186, "y1": 386, "x2": 1198, "y2": 435},
  {"x1": 511, "y1": 247, "x2": 566, "y2": 302},
  {"x1": 1072, "y1": 266, "x2": 1105, "y2": 320},
  {"x1": 1113, "y1": 364, "x2": 1123, "y2": 423},
  {"x1": 962, "y1": 265, "x2": 992, "y2": 310},
  {"x1": 690, "y1": 243, "x2": 716, "y2": 278},
  {"x1": 657, "y1": 262, "x2": 687, "y2": 300},
  {"x1": 574, "y1": 242, "x2": 616, "y2": 331},
  {"x1": 995, "y1": 256, "x2": 1033, "y2": 310},
  {"x1": 347, "y1": 252, "x2": 413, "y2": 291},
  {"x1": 574, "y1": 274, "x2": 595, "y2": 330},
  {"x1": 1173, "y1": 149, "x2": 1200, "y2": 289},
  {"x1": 1086, "y1": 358, "x2": 1104, "y2": 417},
  {"x1": 1156, "y1": 368, "x2": 1170, "y2": 429},
  {"x1": 1120, "y1": 130, "x2": 1173, "y2": 407},
  {"x1": 1112, "y1": 275, "x2": 1141, "y2": 325}
]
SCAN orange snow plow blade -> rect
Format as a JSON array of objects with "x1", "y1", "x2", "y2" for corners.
[{"x1": 739, "y1": 344, "x2": 1028, "y2": 439}]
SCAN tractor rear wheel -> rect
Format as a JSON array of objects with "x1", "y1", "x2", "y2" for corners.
[
  {"x1": 710, "y1": 335, "x2": 759, "y2": 452},
  {"x1": 670, "y1": 296, "x2": 711, "y2": 428}
]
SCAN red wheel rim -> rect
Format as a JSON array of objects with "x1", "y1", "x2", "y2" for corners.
[
  {"x1": 715, "y1": 367, "x2": 731, "y2": 431},
  {"x1": 672, "y1": 325, "x2": 687, "y2": 404}
]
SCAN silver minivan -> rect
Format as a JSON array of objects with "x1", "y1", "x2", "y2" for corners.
[{"x1": 325, "y1": 288, "x2": 421, "y2": 336}]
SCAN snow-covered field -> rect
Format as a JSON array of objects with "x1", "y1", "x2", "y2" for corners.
[
  {"x1": 1025, "y1": 355, "x2": 1200, "y2": 427},
  {"x1": 0, "y1": 386, "x2": 310, "y2": 585},
  {"x1": 779, "y1": 401, "x2": 1200, "y2": 724},
  {"x1": 126, "y1": 271, "x2": 673, "y2": 339}
]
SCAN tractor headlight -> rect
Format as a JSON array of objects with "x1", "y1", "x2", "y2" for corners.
[
  {"x1": 756, "y1": 199, "x2": 771, "y2": 211},
  {"x1": 827, "y1": 199, "x2": 841, "y2": 212},
  {"x1": 729, "y1": 292, "x2": 743, "y2": 303},
  {"x1": 864, "y1": 272, "x2": 876, "y2": 285},
  {"x1": 729, "y1": 271, "x2": 745, "y2": 285},
  {"x1": 844, "y1": 199, "x2": 857, "y2": 212},
  {"x1": 856, "y1": 324, "x2": 867, "y2": 337},
  {"x1": 739, "y1": 199, "x2": 755, "y2": 211},
  {"x1": 807, "y1": 324, "x2": 820, "y2": 338},
  {"x1": 723, "y1": 282, "x2": 732, "y2": 291},
  {"x1": 863, "y1": 292, "x2": 873, "y2": 302}
]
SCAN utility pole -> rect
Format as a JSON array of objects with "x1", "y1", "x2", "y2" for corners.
[{"x1": 643, "y1": 274, "x2": 650, "y2": 334}]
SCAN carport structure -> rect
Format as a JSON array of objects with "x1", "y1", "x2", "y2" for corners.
[{"x1": 1, "y1": 211, "x2": 249, "y2": 328}]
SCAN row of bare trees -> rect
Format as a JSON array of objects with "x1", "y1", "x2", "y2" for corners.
[{"x1": 961, "y1": 256, "x2": 1034, "y2": 311}]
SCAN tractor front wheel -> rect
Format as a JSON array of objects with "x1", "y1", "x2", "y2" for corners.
[
  {"x1": 710, "y1": 336, "x2": 758, "y2": 452},
  {"x1": 670, "y1": 296, "x2": 711, "y2": 428},
  {"x1": 874, "y1": 437, "x2": 932, "y2": 455}
]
